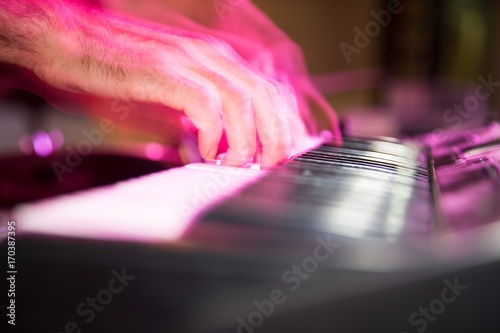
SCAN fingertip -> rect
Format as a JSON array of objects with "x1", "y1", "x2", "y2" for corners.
[
  {"x1": 261, "y1": 140, "x2": 292, "y2": 169},
  {"x1": 199, "y1": 145, "x2": 218, "y2": 161},
  {"x1": 329, "y1": 119, "x2": 343, "y2": 146},
  {"x1": 224, "y1": 145, "x2": 255, "y2": 166},
  {"x1": 260, "y1": 154, "x2": 285, "y2": 169},
  {"x1": 332, "y1": 129, "x2": 343, "y2": 146},
  {"x1": 198, "y1": 129, "x2": 222, "y2": 161}
]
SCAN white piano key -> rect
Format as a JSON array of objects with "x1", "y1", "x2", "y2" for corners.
[{"x1": 14, "y1": 163, "x2": 266, "y2": 243}]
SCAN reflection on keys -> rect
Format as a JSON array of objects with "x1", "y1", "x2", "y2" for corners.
[
  {"x1": 199, "y1": 137, "x2": 434, "y2": 240},
  {"x1": 13, "y1": 137, "x2": 435, "y2": 243}
]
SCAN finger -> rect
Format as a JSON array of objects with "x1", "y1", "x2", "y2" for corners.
[
  {"x1": 271, "y1": 77, "x2": 310, "y2": 155},
  {"x1": 213, "y1": 76, "x2": 257, "y2": 165},
  {"x1": 152, "y1": 70, "x2": 224, "y2": 160},
  {"x1": 275, "y1": 75, "x2": 335, "y2": 155},
  {"x1": 179, "y1": 65, "x2": 258, "y2": 165},
  {"x1": 302, "y1": 80, "x2": 343, "y2": 145},
  {"x1": 247, "y1": 78, "x2": 293, "y2": 167},
  {"x1": 113, "y1": 30, "x2": 285, "y2": 165},
  {"x1": 183, "y1": 38, "x2": 293, "y2": 166}
]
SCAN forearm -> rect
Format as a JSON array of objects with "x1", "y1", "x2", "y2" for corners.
[
  {"x1": 1, "y1": 0, "x2": 144, "y2": 95},
  {"x1": 0, "y1": 0, "x2": 123, "y2": 80},
  {"x1": 0, "y1": 0, "x2": 61, "y2": 70}
]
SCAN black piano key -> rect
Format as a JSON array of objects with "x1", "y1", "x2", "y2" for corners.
[
  {"x1": 203, "y1": 198, "x2": 432, "y2": 238},
  {"x1": 311, "y1": 146, "x2": 428, "y2": 169},
  {"x1": 325, "y1": 137, "x2": 422, "y2": 157},
  {"x1": 197, "y1": 137, "x2": 435, "y2": 240},
  {"x1": 283, "y1": 161, "x2": 431, "y2": 189},
  {"x1": 293, "y1": 156, "x2": 430, "y2": 182},
  {"x1": 241, "y1": 172, "x2": 431, "y2": 203}
]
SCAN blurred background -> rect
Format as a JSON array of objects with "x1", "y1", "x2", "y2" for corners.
[
  {"x1": 1, "y1": 0, "x2": 500, "y2": 204},
  {"x1": 253, "y1": 0, "x2": 500, "y2": 136},
  {"x1": 2, "y1": 0, "x2": 500, "y2": 152},
  {"x1": 1, "y1": 0, "x2": 500, "y2": 153},
  {"x1": 3, "y1": 3, "x2": 500, "y2": 332}
]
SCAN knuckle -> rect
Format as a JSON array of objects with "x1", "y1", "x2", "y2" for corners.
[
  {"x1": 200, "y1": 34, "x2": 231, "y2": 52},
  {"x1": 194, "y1": 86, "x2": 214, "y2": 104},
  {"x1": 258, "y1": 79, "x2": 281, "y2": 98},
  {"x1": 194, "y1": 33, "x2": 218, "y2": 45},
  {"x1": 220, "y1": 80, "x2": 253, "y2": 113},
  {"x1": 204, "y1": 72, "x2": 253, "y2": 113},
  {"x1": 231, "y1": 89, "x2": 253, "y2": 112},
  {"x1": 187, "y1": 34, "x2": 224, "y2": 53},
  {"x1": 193, "y1": 85, "x2": 220, "y2": 111}
]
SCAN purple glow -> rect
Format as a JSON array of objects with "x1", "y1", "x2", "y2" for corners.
[
  {"x1": 32, "y1": 130, "x2": 53, "y2": 157},
  {"x1": 145, "y1": 142, "x2": 164, "y2": 161}
]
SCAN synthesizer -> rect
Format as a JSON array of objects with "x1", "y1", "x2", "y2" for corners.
[{"x1": 3, "y1": 125, "x2": 500, "y2": 333}]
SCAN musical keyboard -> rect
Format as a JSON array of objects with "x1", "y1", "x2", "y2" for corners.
[
  {"x1": 198, "y1": 137, "x2": 433, "y2": 240},
  {"x1": 12, "y1": 137, "x2": 435, "y2": 243},
  {"x1": 4, "y1": 127, "x2": 500, "y2": 333},
  {"x1": 12, "y1": 162, "x2": 267, "y2": 242}
]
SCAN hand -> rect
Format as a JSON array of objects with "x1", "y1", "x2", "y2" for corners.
[
  {"x1": 101, "y1": 0, "x2": 341, "y2": 142},
  {"x1": 5, "y1": 0, "x2": 307, "y2": 167},
  {"x1": 211, "y1": 1, "x2": 342, "y2": 140},
  {"x1": 212, "y1": 34, "x2": 341, "y2": 138}
]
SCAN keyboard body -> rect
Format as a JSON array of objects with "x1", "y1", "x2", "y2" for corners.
[{"x1": 4, "y1": 127, "x2": 500, "y2": 333}]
